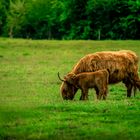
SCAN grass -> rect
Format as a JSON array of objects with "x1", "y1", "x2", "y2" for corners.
[{"x1": 0, "y1": 38, "x2": 140, "y2": 140}]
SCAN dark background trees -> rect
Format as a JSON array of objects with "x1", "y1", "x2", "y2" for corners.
[{"x1": 0, "y1": 0, "x2": 140, "y2": 39}]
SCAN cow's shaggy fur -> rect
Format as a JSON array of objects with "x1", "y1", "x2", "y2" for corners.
[
  {"x1": 59, "y1": 50, "x2": 140, "y2": 100},
  {"x1": 64, "y1": 69, "x2": 109, "y2": 100}
]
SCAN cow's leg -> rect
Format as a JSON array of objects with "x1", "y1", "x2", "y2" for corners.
[
  {"x1": 123, "y1": 78, "x2": 133, "y2": 97},
  {"x1": 131, "y1": 79, "x2": 140, "y2": 96},
  {"x1": 133, "y1": 85, "x2": 137, "y2": 97},
  {"x1": 124, "y1": 73, "x2": 140, "y2": 97},
  {"x1": 125, "y1": 83, "x2": 133, "y2": 97},
  {"x1": 132, "y1": 73, "x2": 140, "y2": 91},
  {"x1": 136, "y1": 80, "x2": 140, "y2": 91},
  {"x1": 132, "y1": 80, "x2": 140, "y2": 97}
]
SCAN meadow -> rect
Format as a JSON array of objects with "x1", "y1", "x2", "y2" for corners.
[{"x1": 0, "y1": 38, "x2": 140, "y2": 140}]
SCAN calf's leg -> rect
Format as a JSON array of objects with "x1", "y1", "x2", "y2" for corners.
[
  {"x1": 103, "y1": 86, "x2": 108, "y2": 100},
  {"x1": 80, "y1": 89, "x2": 88, "y2": 100}
]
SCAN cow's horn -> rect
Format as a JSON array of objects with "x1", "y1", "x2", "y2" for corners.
[{"x1": 58, "y1": 72, "x2": 65, "y2": 82}]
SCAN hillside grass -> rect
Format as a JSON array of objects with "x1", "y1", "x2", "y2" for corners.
[{"x1": 0, "y1": 38, "x2": 140, "y2": 140}]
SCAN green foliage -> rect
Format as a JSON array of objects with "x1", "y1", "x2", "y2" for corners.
[
  {"x1": 1, "y1": 0, "x2": 140, "y2": 39},
  {"x1": 0, "y1": 0, "x2": 10, "y2": 34},
  {"x1": 4, "y1": 0, "x2": 26, "y2": 38},
  {"x1": 23, "y1": 0, "x2": 60, "y2": 39},
  {"x1": 109, "y1": 0, "x2": 140, "y2": 39}
]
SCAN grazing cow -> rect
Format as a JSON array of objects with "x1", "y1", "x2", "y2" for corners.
[
  {"x1": 59, "y1": 50, "x2": 140, "y2": 100},
  {"x1": 58, "y1": 69, "x2": 109, "y2": 100}
]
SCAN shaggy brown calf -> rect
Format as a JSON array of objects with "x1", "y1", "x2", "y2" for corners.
[
  {"x1": 60, "y1": 69, "x2": 109, "y2": 100},
  {"x1": 59, "y1": 50, "x2": 140, "y2": 100}
]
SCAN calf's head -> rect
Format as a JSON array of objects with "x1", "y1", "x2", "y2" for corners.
[
  {"x1": 64, "y1": 73, "x2": 76, "y2": 85},
  {"x1": 58, "y1": 72, "x2": 77, "y2": 100}
]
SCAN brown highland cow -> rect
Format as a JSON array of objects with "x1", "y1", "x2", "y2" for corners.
[
  {"x1": 58, "y1": 69, "x2": 109, "y2": 100},
  {"x1": 58, "y1": 50, "x2": 140, "y2": 100}
]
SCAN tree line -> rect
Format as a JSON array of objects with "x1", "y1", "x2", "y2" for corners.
[{"x1": 0, "y1": 0, "x2": 140, "y2": 40}]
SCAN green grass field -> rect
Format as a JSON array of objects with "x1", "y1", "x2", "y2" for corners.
[{"x1": 0, "y1": 38, "x2": 140, "y2": 140}]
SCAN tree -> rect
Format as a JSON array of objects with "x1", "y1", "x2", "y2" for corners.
[
  {"x1": 121, "y1": 0, "x2": 140, "y2": 39},
  {"x1": 1, "y1": 0, "x2": 140, "y2": 39},
  {"x1": 22, "y1": 0, "x2": 63, "y2": 39},
  {"x1": 4, "y1": 0, "x2": 26, "y2": 38},
  {"x1": 0, "y1": 0, "x2": 10, "y2": 35},
  {"x1": 60, "y1": 0, "x2": 88, "y2": 39}
]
